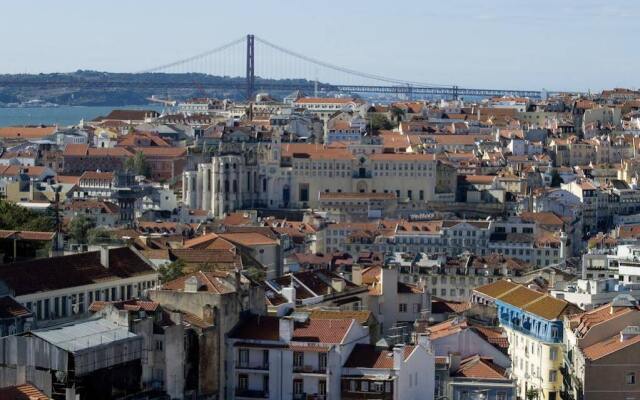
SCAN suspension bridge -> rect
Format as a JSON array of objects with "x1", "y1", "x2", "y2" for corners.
[{"x1": 0, "y1": 34, "x2": 552, "y2": 100}]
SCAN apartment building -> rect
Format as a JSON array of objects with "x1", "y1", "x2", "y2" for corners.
[
  {"x1": 226, "y1": 313, "x2": 369, "y2": 400},
  {"x1": 473, "y1": 280, "x2": 577, "y2": 400},
  {"x1": 563, "y1": 295, "x2": 640, "y2": 400},
  {"x1": 0, "y1": 246, "x2": 158, "y2": 324}
]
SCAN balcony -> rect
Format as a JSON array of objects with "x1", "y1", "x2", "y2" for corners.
[
  {"x1": 236, "y1": 362, "x2": 269, "y2": 371},
  {"x1": 293, "y1": 365, "x2": 327, "y2": 374},
  {"x1": 235, "y1": 389, "x2": 269, "y2": 399},
  {"x1": 293, "y1": 394, "x2": 326, "y2": 400}
]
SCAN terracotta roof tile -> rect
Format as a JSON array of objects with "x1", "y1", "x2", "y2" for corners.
[
  {"x1": 344, "y1": 343, "x2": 415, "y2": 368},
  {"x1": 0, "y1": 384, "x2": 50, "y2": 400},
  {"x1": 583, "y1": 332, "x2": 640, "y2": 360}
]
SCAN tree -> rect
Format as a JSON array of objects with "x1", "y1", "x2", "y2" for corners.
[
  {"x1": 68, "y1": 215, "x2": 95, "y2": 244},
  {"x1": 390, "y1": 106, "x2": 406, "y2": 123},
  {"x1": 159, "y1": 259, "x2": 186, "y2": 283},
  {"x1": 0, "y1": 200, "x2": 55, "y2": 231},
  {"x1": 125, "y1": 151, "x2": 151, "y2": 177},
  {"x1": 526, "y1": 388, "x2": 539, "y2": 400},
  {"x1": 87, "y1": 227, "x2": 113, "y2": 245},
  {"x1": 368, "y1": 114, "x2": 394, "y2": 131},
  {"x1": 550, "y1": 169, "x2": 563, "y2": 187}
]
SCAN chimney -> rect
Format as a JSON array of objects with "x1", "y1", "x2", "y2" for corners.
[
  {"x1": 393, "y1": 344, "x2": 405, "y2": 370},
  {"x1": 331, "y1": 278, "x2": 346, "y2": 293},
  {"x1": 202, "y1": 304, "x2": 214, "y2": 325},
  {"x1": 620, "y1": 326, "x2": 640, "y2": 342},
  {"x1": 279, "y1": 317, "x2": 294, "y2": 342},
  {"x1": 282, "y1": 285, "x2": 296, "y2": 304},
  {"x1": 185, "y1": 276, "x2": 199, "y2": 293},
  {"x1": 352, "y1": 265, "x2": 363, "y2": 285},
  {"x1": 235, "y1": 267, "x2": 242, "y2": 293},
  {"x1": 416, "y1": 333, "x2": 431, "y2": 350},
  {"x1": 449, "y1": 352, "x2": 461, "y2": 372},
  {"x1": 100, "y1": 246, "x2": 110, "y2": 268}
]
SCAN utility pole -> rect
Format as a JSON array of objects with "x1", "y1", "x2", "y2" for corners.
[{"x1": 246, "y1": 34, "x2": 255, "y2": 101}]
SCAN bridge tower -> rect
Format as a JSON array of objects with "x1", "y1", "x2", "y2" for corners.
[{"x1": 246, "y1": 34, "x2": 255, "y2": 101}]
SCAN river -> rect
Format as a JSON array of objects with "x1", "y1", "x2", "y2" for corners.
[{"x1": 0, "y1": 105, "x2": 165, "y2": 126}]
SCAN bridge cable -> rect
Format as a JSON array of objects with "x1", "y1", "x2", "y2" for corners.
[{"x1": 137, "y1": 36, "x2": 246, "y2": 73}]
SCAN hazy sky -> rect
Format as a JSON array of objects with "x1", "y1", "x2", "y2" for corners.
[{"x1": 2, "y1": 0, "x2": 638, "y2": 92}]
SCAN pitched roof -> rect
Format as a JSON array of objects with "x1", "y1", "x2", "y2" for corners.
[
  {"x1": 162, "y1": 270, "x2": 237, "y2": 294},
  {"x1": 0, "y1": 247, "x2": 155, "y2": 296},
  {"x1": 454, "y1": 355, "x2": 508, "y2": 379},
  {"x1": 305, "y1": 309, "x2": 373, "y2": 325},
  {"x1": 230, "y1": 315, "x2": 355, "y2": 344},
  {"x1": 0, "y1": 384, "x2": 50, "y2": 400},
  {"x1": 344, "y1": 343, "x2": 415, "y2": 368},
  {"x1": 0, "y1": 230, "x2": 55, "y2": 241},
  {"x1": 219, "y1": 232, "x2": 278, "y2": 246},
  {"x1": 0, "y1": 295, "x2": 32, "y2": 319},
  {"x1": 582, "y1": 332, "x2": 640, "y2": 361},
  {"x1": 0, "y1": 126, "x2": 56, "y2": 139},
  {"x1": 89, "y1": 299, "x2": 160, "y2": 313},
  {"x1": 476, "y1": 280, "x2": 571, "y2": 320},
  {"x1": 570, "y1": 303, "x2": 640, "y2": 338}
]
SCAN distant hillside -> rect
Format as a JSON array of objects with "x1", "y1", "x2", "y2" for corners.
[{"x1": 0, "y1": 70, "x2": 314, "y2": 106}]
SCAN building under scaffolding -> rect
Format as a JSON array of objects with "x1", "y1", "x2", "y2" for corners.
[{"x1": 0, "y1": 317, "x2": 143, "y2": 399}]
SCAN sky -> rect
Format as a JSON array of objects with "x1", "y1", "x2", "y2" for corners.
[{"x1": 1, "y1": 0, "x2": 638, "y2": 92}]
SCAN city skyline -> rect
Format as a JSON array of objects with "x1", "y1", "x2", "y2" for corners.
[{"x1": 2, "y1": 0, "x2": 639, "y2": 92}]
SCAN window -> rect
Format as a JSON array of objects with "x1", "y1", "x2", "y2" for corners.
[
  {"x1": 293, "y1": 379, "x2": 303, "y2": 395},
  {"x1": 549, "y1": 370, "x2": 557, "y2": 382},
  {"x1": 319, "y1": 380, "x2": 326, "y2": 395},
  {"x1": 350, "y1": 380, "x2": 357, "y2": 391},
  {"x1": 550, "y1": 348, "x2": 558, "y2": 361},
  {"x1": 627, "y1": 372, "x2": 636, "y2": 385},
  {"x1": 262, "y1": 349, "x2": 269, "y2": 367},
  {"x1": 413, "y1": 303, "x2": 420, "y2": 313},
  {"x1": 497, "y1": 392, "x2": 507, "y2": 400},
  {"x1": 399, "y1": 303, "x2": 407, "y2": 312},
  {"x1": 361, "y1": 381, "x2": 369, "y2": 392},
  {"x1": 319, "y1": 353, "x2": 327, "y2": 371},
  {"x1": 263, "y1": 375, "x2": 269, "y2": 392},
  {"x1": 239, "y1": 349, "x2": 249, "y2": 367},
  {"x1": 293, "y1": 351, "x2": 304, "y2": 367},
  {"x1": 238, "y1": 374, "x2": 248, "y2": 391},
  {"x1": 155, "y1": 340, "x2": 163, "y2": 351}
]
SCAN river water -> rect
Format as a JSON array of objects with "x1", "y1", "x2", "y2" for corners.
[{"x1": 0, "y1": 105, "x2": 164, "y2": 126}]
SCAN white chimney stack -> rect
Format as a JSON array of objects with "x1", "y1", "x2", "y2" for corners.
[
  {"x1": 100, "y1": 246, "x2": 110, "y2": 269},
  {"x1": 279, "y1": 317, "x2": 294, "y2": 342}
]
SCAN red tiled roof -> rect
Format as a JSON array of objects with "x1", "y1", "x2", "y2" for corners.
[
  {"x1": 0, "y1": 295, "x2": 32, "y2": 319},
  {"x1": 162, "y1": 270, "x2": 236, "y2": 294},
  {"x1": 583, "y1": 333, "x2": 640, "y2": 361},
  {"x1": 0, "y1": 384, "x2": 49, "y2": 400},
  {"x1": 0, "y1": 230, "x2": 55, "y2": 241},
  {"x1": 89, "y1": 299, "x2": 159, "y2": 313},
  {"x1": 0, "y1": 126, "x2": 56, "y2": 139},
  {"x1": 455, "y1": 355, "x2": 507, "y2": 379},
  {"x1": 344, "y1": 343, "x2": 416, "y2": 368}
]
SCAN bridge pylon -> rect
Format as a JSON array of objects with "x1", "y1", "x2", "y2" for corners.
[{"x1": 246, "y1": 34, "x2": 255, "y2": 101}]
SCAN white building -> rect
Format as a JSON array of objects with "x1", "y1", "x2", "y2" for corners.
[{"x1": 0, "y1": 246, "x2": 158, "y2": 324}]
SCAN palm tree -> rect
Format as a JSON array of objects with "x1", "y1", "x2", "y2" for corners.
[{"x1": 390, "y1": 106, "x2": 406, "y2": 123}]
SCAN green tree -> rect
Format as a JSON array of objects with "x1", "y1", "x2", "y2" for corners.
[
  {"x1": 0, "y1": 200, "x2": 55, "y2": 231},
  {"x1": 68, "y1": 215, "x2": 95, "y2": 244},
  {"x1": 390, "y1": 106, "x2": 406, "y2": 123},
  {"x1": 368, "y1": 114, "x2": 394, "y2": 131},
  {"x1": 87, "y1": 227, "x2": 113, "y2": 245},
  {"x1": 550, "y1": 169, "x2": 563, "y2": 187},
  {"x1": 159, "y1": 259, "x2": 186, "y2": 283},
  {"x1": 526, "y1": 388, "x2": 539, "y2": 400},
  {"x1": 125, "y1": 151, "x2": 151, "y2": 177}
]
